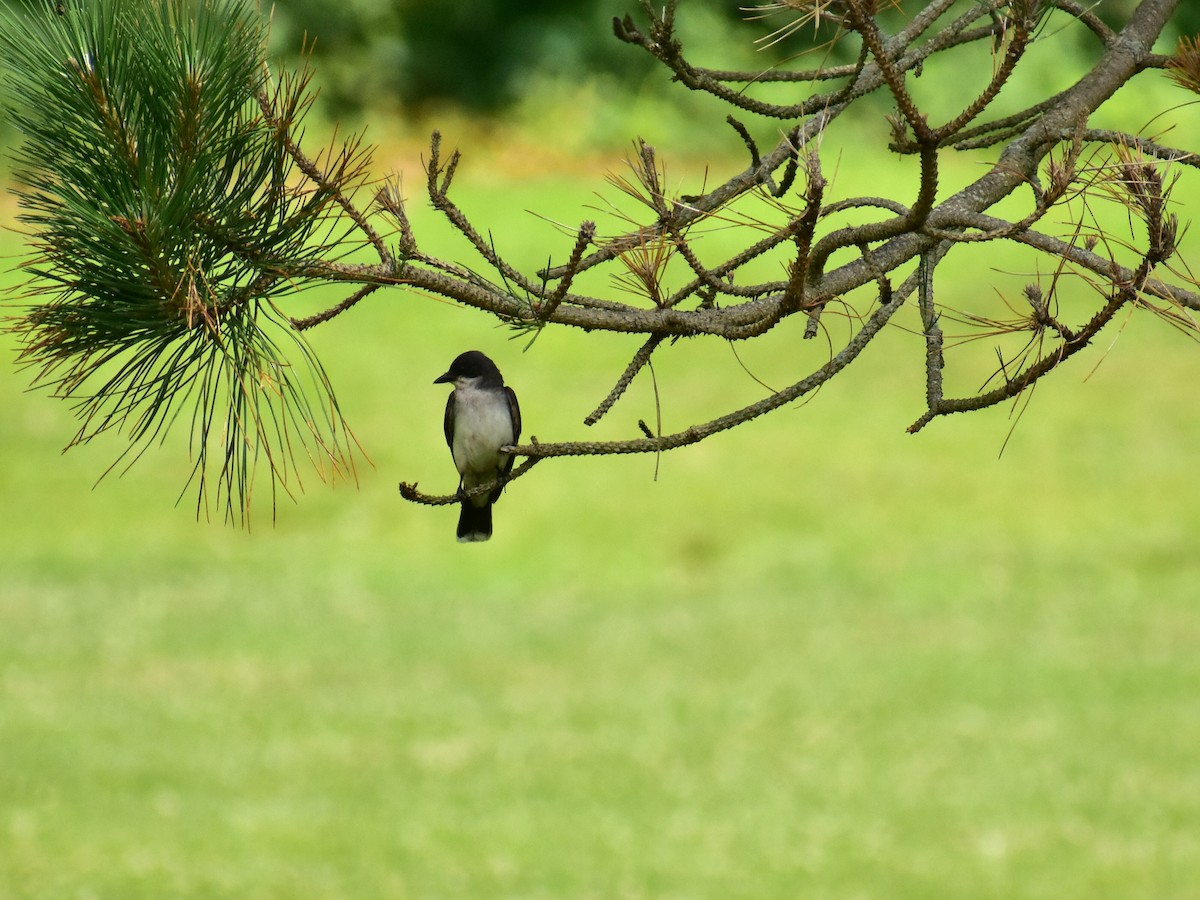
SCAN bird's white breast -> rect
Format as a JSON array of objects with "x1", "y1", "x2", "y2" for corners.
[{"x1": 451, "y1": 381, "x2": 515, "y2": 481}]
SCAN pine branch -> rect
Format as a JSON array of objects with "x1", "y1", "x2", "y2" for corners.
[
  {"x1": 1, "y1": 0, "x2": 370, "y2": 525},
  {"x1": 3, "y1": 0, "x2": 1196, "y2": 527}
]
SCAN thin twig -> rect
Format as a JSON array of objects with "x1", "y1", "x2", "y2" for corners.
[
  {"x1": 585, "y1": 334, "x2": 666, "y2": 426},
  {"x1": 290, "y1": 283, "x2": 381, "y2": 331},
  {"x1": 398, "y1": 457, "x2": 541, "y2": 506}
]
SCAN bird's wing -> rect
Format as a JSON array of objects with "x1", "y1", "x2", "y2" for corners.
[
  {"x1": 443, "y1": 391, "x2": 456, "y2": 450},
  {"x1": 505, "y1": 387, "x2": 521, "y2": 444},
  {"x1": 501, "y1": 386, "x2": 521, "y2": 478}
]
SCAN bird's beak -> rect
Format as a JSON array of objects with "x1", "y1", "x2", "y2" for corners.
[{"x1": 433, "y1": 372, "x2": 453, "y2": 385}]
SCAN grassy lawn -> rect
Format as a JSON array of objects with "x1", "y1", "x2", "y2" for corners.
[{"x1": 2, "y1": 133, "x2": 1200, "y2": 898}]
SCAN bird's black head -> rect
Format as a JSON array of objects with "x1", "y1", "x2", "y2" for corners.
[{"x1": 434, "y1": 350, "x2": 503, "y2": 386}]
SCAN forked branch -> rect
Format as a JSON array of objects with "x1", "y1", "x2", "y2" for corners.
[{"x1": 3, "y1": 0, "x2": 1197, "y2": 525}]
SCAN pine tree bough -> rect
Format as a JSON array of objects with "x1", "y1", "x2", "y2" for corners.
[{"x1": 2, "y1": 0, "x2": 1198, "y2": 523}]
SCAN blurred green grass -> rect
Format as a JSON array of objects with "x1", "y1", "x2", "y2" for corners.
[{"x1": 3, "y1": 136, "x2": 1200, "y2": 899}]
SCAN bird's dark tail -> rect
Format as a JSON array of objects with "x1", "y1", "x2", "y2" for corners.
[{"x1": 457, "y1": 501, "x2": 492, "y2": 542}]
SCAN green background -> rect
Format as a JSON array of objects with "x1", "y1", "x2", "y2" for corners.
[{"x1": 3, "y1": 1, "x2": 1200, "y2": 896}]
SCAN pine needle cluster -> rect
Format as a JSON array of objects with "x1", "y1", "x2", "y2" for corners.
[{"x1": 1, "y1": 0, "x2": 365, "y2": 524}]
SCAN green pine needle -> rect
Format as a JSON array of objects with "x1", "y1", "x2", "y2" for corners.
[{"x1": 1, "y1": 0, "x2": 369, "y2": 525}]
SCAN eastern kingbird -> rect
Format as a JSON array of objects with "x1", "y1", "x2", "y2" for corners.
[{"x1": 434, "y1": 350, "x2": 522, "y2": 542}]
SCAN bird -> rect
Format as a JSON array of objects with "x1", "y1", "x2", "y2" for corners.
[{"x1": 434, "y1": 350, "x2": 522, "y2": 542}]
